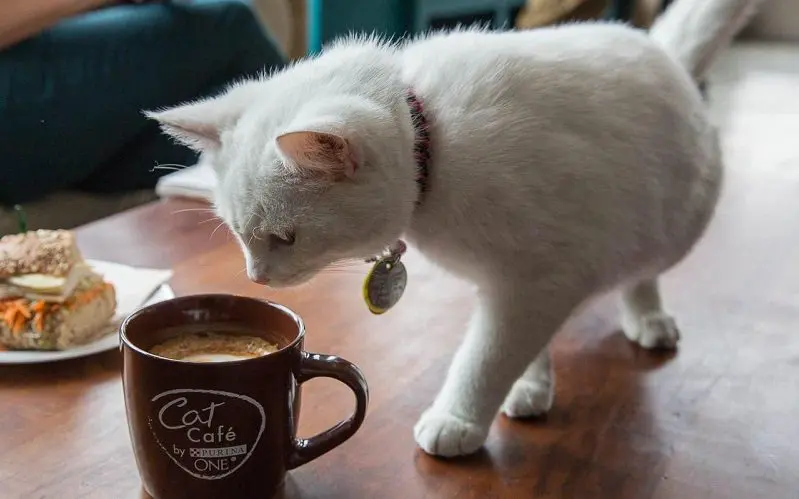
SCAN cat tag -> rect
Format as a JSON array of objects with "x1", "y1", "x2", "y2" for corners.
[{"x1": 363, "y1": 257, "x2": 407, "y2": 315}]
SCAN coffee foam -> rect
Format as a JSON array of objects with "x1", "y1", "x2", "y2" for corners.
[
  {"x1": 149, "y1": 331, "x2": 277, "y2": 363},
  {"x1": 183, "y1": 353, "x2": 256, "y2": 363}
]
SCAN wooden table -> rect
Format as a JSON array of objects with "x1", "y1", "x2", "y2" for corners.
[{"x1": 2, "y1": 157, "x2": 799, "y2": 498}]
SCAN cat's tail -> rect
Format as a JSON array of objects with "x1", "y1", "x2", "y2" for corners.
[{"x1": 649, "y1": 0, "x2": 766, "y2": 81}]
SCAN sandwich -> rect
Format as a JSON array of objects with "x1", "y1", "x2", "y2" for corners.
[{"x1": 0, "y1": 230, "x2": 116, "y2": 350}]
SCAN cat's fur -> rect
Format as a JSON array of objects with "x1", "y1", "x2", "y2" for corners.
[{"x1": 149, "y1": 0, "x2": 765, "y2": 457}]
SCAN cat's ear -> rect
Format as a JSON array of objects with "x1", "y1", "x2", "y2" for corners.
[
  {"x1": 145, "y1": 94, "x2": 243, "y2": 151},
  {"x1": 275, "y1": 131, "x2": 358, "y2": 181}
]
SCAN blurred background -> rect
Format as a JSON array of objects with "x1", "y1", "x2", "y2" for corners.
[{"x1": 0, "y1": 0, "x2": 796, "y2": 235}]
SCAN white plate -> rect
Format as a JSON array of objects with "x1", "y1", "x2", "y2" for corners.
[{"x1": 0, "y1": 284, "x2": 175, "y2": 365}]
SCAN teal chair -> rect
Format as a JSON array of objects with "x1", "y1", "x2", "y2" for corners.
[
  {"x1": 308, "y1": 0, "x2": 411, "y2": 54},
  {"x1": 308, "y1": 0, "x2": 525, "y2": 53},
  {"x1": 414, "y1": 0, "x2": 527, "y2": 31},
  {"x1": 308, "y1": 0, "x2": 640, "y2": 54}
]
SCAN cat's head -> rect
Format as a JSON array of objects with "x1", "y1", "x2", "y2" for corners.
[{"x1": 148, "y1": 69, "x2": 417, "y2": 287}]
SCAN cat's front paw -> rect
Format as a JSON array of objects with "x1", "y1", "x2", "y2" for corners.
[
  {"x1": 413, "y1": 408, "x2": 488, "y2": 457},
  {"x1": 501, "y1": 378, "x2": 553, "y2": 418},
  {"x1": 623, "y1": 312, "x2": 681, "y2": 350}
]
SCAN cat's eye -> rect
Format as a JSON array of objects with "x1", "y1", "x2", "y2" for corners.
[{"x1": 270, "y1": 231, "x2": 296, "y2": 248}]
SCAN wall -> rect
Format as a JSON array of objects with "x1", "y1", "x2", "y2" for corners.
[
  {"x1": 747, "y1": 0, "x2": 799, "y2": 41},
  {"x1": 249, "y1": 0, "x2": 307, "y2": 59},
  {"x1": 634, "y1": 0, "x2": 799, "y2": 41}
]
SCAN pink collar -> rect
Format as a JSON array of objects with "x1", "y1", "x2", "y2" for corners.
[{"x1": 406, "y1": 89, "x2": 431, "y2": 205}]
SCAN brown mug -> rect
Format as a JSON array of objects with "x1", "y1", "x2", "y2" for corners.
[{"x1": 120, "y1": 294, "x2": 369, "y2": 499}]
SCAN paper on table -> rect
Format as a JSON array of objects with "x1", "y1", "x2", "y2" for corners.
[
  {"x1": 0, "y1": 261, "x2": 174, "y2": 363},
  {"x1": 87, "y1": 260, "x2": 174, "y2": 325}
]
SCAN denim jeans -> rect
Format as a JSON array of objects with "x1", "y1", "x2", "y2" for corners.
[{"x1": 0, "y1": 0, "x2": 284, "y2": 205}]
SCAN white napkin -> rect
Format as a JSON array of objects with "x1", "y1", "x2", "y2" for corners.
[
  {"x1": 155, "y1": 162, "x2": 217, "y2": 202},
  {"x1": 87, "y1": 260, "x2": 174, "y2": 324},
  {"x1": 0, "y1": 261, "x2": 173, "y2": 362}
]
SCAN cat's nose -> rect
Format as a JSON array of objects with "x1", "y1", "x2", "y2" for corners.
[
  {"x1": 244, "y1": 253, "x2": 271, "y2": 285},
  {"x1": 246, "y1": 264, "x2": 271, "y2": 285},
  {"x1": 247, "y1": 270, "x2": 270, "y2": 285}
]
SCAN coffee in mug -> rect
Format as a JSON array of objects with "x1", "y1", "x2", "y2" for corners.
[
  {"x1": 148, "y1": 325, "x2": 278, "y2": 362},
  {"x1": 120, "y1": 294, "x2": 369, "y2": 499}
]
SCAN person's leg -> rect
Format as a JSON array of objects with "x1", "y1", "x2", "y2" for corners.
[
  {"x1": 0, "y1": 0, "x2": 284, "y2": 205},
  {"x1": 76, "y1": 121, "x2": 200, "y2": 193},
  {"x1": 79, "y1": 0, "x2": 284, "y2": 192}
]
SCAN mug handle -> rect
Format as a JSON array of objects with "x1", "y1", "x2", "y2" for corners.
[{"x1": 287, "y1": 351, "x2": 369, "y2": 469}]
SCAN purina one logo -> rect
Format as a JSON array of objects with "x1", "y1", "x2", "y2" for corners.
[{"x1": 149, "y1": 389, "x2": 266, "y2": 480}]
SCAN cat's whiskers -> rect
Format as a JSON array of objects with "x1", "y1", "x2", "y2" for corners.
[
  {"x1": 244, "y1": 210, "x2": 259, "y2": 230},
  {"x1": 151, "y1": 162, "x2": 190, "y2": 172},
  {"x1": 198, "y1": 216, "x2": 222, "y2": 225},
  {"x1": 242, "y1": 209, "x2": 265, "y2": 246},
  {"x1": 210, "y1": 221, "x2": 227, "y2": 240},
  {"x1": 326, "y1": 259, "x2": 367, "y2": 270},
  {"x1": 322, "y1": 258, "x2": 369, "y2": 277},
  {"x1": 172, "y1": 208, "x2": 215, "y2": 215}
]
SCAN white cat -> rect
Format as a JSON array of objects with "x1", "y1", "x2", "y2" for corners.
[{"x1": 149, "y1": 0, "x2": 764, "y2": 457}]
